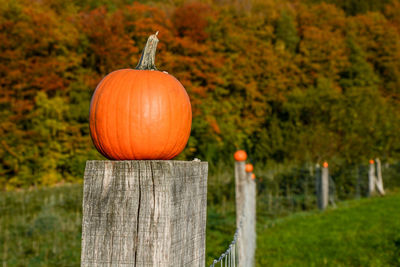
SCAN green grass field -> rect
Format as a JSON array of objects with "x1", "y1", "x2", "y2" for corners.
[
  {"x1": 256, "y1": 192, "x2": 400, "y2": 267},
  {"x1": 1, "y1": 185, "x2": 399, "y2": 266}
]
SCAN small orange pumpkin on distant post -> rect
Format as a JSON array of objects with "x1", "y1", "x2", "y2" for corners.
[
  {"x1": 251, "y1": 173, "x2": 256, "y2": 180},
  {"x1": 234, "y1": 150, "x2": 247, "y2": 161},
  {"x1": 323, "y1": 161, "x2": 328, "y2": 168},
  {"x1": 369, "y1": 159, "x2": 374, "y2": 164},
  {"x1": 245, "y1": 163, "x2": 254, "y2": 173},
  {"x1": 89, "y1": 32, "x2": 192, "y2": 160}
]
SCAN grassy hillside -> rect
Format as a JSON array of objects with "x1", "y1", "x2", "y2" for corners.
[
  {"x1": 1, "y1": 185, "x2": 399, "y2": 266},
  {"x1": 0, "y1": 185, "x2": 83, "y2": 266},
  {"x1": 0, "y1": 184, "x2": 240, "y2": 266},
  {"x1": 257, "y1": 192, "x2": 400, "y2": 266}
]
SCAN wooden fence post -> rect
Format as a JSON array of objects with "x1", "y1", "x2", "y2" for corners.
[
  {"x1": 81, "y1": 160, "x2": 208, "y2": 267},
  {"x1": 235, "y1": 160, "x2": 256, "y2": 267},
  {"x1": 375, "y1": 158, "x2": 385, "y2": 195},
  {"x1": 368, "y1": 160, "x2": 376, "y2": 196},
  {"x1": 234, "y1": 159, "x2": 246, "y2": 267},
  {"x1": 316, "y1": 162, "x2": 329, "y2": 210},
  {"x1": 244, "y1": 172, "x2": 256, "y2": 267}
]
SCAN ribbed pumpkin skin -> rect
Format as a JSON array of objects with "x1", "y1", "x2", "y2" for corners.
[{"x1": 89, "y1": 69, "x2": 192, "y2": 160}]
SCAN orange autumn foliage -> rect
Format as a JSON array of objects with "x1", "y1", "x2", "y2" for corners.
[{"x1": 1, "y1": 0, "x2": 400, "y2": 188}]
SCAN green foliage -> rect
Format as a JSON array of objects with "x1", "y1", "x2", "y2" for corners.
[
  {"x1": 339, "y1": 38, "x2": 379, "y2": 89},
  {"x1": 307, "y1": 0, "x2": 393, "y2": 16},
  {"x1": 275, "y1": 11, "x2": 300, "y2": 52}
]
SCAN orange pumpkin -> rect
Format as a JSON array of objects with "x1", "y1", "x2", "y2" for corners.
[
  {"x1": 234, "y1": 150, "x2": 247, "y2": 161},
  {"x1": 251, "y1": 173, "x2": 256, "y2": 180},
  {"x1": 323, "y1": 161, "x2": 328, "y2": 168},
  {"x1": 89, "y1": 32, "x2": 192, "y2": 160},
  {"x1": 245, "y1": 163, "x2": 254, "y2": 172},
  {"x1": 369, "y1": 159, "x2": 374, "y2": 164}
]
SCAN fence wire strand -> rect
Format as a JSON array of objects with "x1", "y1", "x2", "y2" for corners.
[{"x1": 209, "y1": 215, "x2": 243, "y2": 267}]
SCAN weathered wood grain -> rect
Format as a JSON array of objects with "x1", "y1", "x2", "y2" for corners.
[{"x1": 81, "y1": 160, "x2": 208, "y2": 267}]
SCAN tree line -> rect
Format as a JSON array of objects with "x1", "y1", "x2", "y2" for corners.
[{"x1": 1, "y1": 0, "x2": 400, "y2": 189}]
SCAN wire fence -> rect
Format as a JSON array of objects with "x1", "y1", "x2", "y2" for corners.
[
  {"x1": 256, "y1": 161, "x2": 400, "y2": 219},
  {"x1": 208, "y1": 159, "x2": 400, "y2": 267},
  {"x1": 209, "y1": 216, "x2": 242, "y2": 267},
  {"x1": 1, "y1": 160, "x2": 399, "y2": 266}
]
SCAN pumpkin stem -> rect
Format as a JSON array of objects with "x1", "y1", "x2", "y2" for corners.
[{"x1": 135, "y1": 32, "x2": 159, "y2": 70}]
